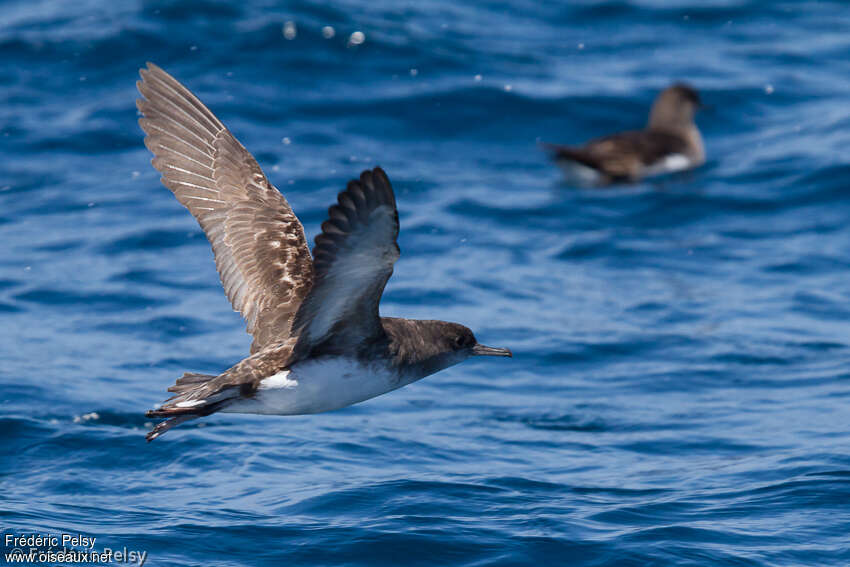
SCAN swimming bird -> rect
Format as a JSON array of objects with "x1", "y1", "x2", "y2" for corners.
[
  {"x1": 543, "y1": 83, "x2": 705, "y2": 185},
  {"x1": 136, "y1": 63, "x2": 512, "y2": 441}
]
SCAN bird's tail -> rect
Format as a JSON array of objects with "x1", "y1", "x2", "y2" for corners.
[
  {"x1": 539, "y1": 141, "x2": 606, "y2": 186},
  {"x1": 539, "y1": 141, "x2": 593, "y2": 166},
  {"x1": 145, "y1": 372, "x2": 239, "y2": 442},
  {"x1": 538, "y1": 140, "x2": 563, "y2": 154}
]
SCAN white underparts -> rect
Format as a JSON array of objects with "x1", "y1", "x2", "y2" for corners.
[
  {"x1": 557, "y1": 160, "x2": 603, "y2": 186},
  {"x1": 558, "y1": 153, "x2": 696, "y2": 186},
  {"x1": 221, "y1": 356, "x2": 413, "y2": 416}
]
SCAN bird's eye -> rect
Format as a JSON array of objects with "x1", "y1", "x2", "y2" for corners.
[{"x1": 454, "y1": 335, "x2": 466, "y2": 348}]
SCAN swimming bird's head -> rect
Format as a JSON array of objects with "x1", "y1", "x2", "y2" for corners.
[
  {"x1": 383, "y1": 318, "x2": 512, "y2": 378},
  {"x1": 648, "y1": 83, "x2": 702, "y2": 131}
]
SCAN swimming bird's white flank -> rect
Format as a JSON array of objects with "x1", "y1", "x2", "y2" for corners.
[
  {"x1": 137, "y1": 63, "x2": 512, "y2": 441},
  {"x1": 543, "y1": 83, "x2": 705, "y2": 185}
]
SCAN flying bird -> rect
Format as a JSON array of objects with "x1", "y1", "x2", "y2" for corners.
[
  {"x1": 543, "y1": 83, "x2": 705, "y2": 185},
  {"x1": 136, "y1": 64, "x2": 512, "y2": 441}
]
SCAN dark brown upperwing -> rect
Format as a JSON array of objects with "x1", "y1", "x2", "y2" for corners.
[
  {"x1": 136, "y1": 63, "x2": 314, "y2": 353},
  {"x1": 292, "y1": 167, "x2": 399, "y2": 356},
  {"x1": 547, "y1": 130, "x2": 688, "y2": 181}
]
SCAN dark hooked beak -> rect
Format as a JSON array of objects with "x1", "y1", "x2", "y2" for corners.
[{"x1": 472, "y1": 344, "x2": 513, "y2": 357}]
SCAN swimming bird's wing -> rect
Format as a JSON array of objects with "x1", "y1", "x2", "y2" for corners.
[
  {"x1": 547, "y1": 130, "x2": 688, "y2": 181},
  {"x1": 291, "y1": 167, "x2": 399, "y2": 354},
  {"x1": 137, "y1": 63, "x2": 313, "y2": 354}
]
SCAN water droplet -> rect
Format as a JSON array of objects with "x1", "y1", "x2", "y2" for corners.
[
  {"x1": 474, "y1": 74, "x2": 482, "y2": 82},
  {"x1": 282, "y1": 137, "x2": 291, "y2": 145},
  {"x1": 410, "y1": 68, "x2": 418, "y2": 77},
  {"x1": 348, "y1": 31, "x2": 365, "y2": 46},
  {"x1": 765, "y1": 84, "x2": 774, "y2": 94},
  {"x1": 504, "y1": 84, "x2": 513, "y2": 92},
  {"x1": 322, "y1": 26, "x2": 335, "y2": 39},
  {"x1": 577, "y1": 43, "x2": 585, "y2": 50},
  {"x1": 189, "y1": 45, "x2": 198, "y2": 51},
  {"x1": 283, "y1": 21, "x2": 296, "y2": 40}
]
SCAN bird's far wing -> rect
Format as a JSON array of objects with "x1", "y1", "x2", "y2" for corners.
[
  {"x1": 635, "y1": 130, "x2": 691, "y2": 164},
  {"x1": 548, "y1": 131, "x2": 673, "y2": 181},
  {"x1": 137, "y1": 62, "x2": 313, "y2": 353},
  {"x1": 588, "y1": 131, "x2": 689, "y2": 177},
  {"x1": 543, "y1": 142, "x2": 609, "y2": 172},
  {"x1": 291, "y1": 167, "x2": 399, "y2": 355}
]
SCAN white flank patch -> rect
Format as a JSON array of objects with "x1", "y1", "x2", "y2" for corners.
[
  {"x1": 258, "y1": 370, "x2": 298, "y2": 389},
  {"x1": 176, "y1": 399, "x2": 205, "y2": 408},
  {"x1": 646, "y1": 153, "x2": 692, "y2": 176}
]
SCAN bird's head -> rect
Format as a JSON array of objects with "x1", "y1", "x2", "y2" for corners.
[
  {"x1": 384, "y1": 319, "x2": 512, "y2": 379},
  {"x1": 439, "y1": 321, "x2": 513, "y2": 361},
  {"x1": 648, "y1": 83, "x2": 703, "y2": 130}
]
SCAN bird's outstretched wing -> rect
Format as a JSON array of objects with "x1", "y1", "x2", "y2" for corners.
[
  {"x1": 137, "y1": 63, "x2": 314, "y2": 353},
  {"x1": 292, "y1": 167, "x2": 399, "y2": 355}
]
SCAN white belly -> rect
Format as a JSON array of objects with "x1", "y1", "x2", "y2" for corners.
[{"x1": 221, "y1": 357, "x2": 407, "y2": 415}]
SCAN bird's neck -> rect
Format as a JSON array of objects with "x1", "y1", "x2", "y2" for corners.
[{"x1": 676, "y1": 124, "x2": 705, "y2": 162}]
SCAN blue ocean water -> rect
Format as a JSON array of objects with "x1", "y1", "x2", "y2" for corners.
[{"x1": 2, "y1": 0, "x2": 850, "y2": 565}]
